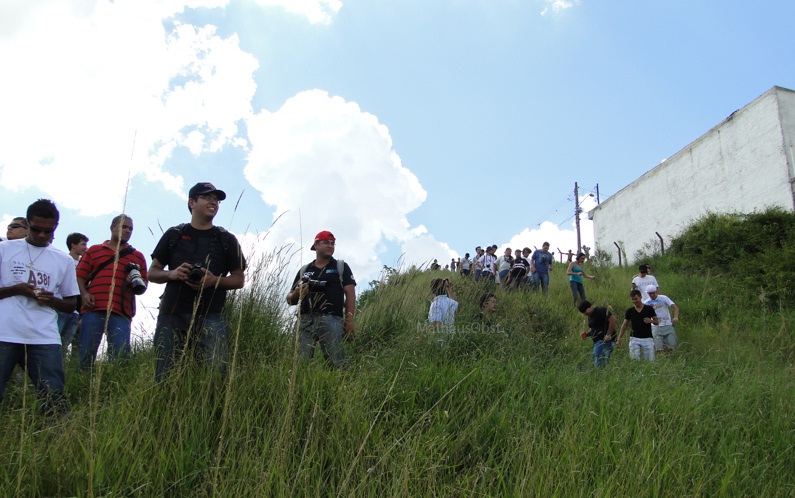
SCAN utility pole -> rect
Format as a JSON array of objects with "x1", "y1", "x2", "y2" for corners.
[{"x1": 574, "y1": 182, "x2": 581, "y2": 253}]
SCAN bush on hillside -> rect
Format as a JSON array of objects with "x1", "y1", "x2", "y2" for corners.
[
  {"x1": 589, "y1": 248, "x2": 614, "y2": 270},
  {"x1": 633, "y1": 236, "x2": 664, "y2": 264},
  {"x1": 667, "y1": 207, "x2": 795, "y2": 305}
]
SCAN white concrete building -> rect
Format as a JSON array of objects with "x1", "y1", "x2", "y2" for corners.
[{"x1": 590, "y1": 85, "x2": 795, "y2": 264}]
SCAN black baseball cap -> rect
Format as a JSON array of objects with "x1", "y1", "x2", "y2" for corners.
[{"x1": 189, "y1": 182, "x2": 227, "y2": 201}]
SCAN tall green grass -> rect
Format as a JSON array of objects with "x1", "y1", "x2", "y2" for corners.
[{"x1": 2, "y1": 250, "x2": 795, "y2": 496}]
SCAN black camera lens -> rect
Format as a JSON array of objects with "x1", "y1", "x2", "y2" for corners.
[
  {"x1": 188, "y1": 263, "x2": 204, "y2": 283},
  {"x1": 300, "y1": 275, "x2": 326, "y2": 291}
]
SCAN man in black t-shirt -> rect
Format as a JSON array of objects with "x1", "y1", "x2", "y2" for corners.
[
  {"x1": 578, "y1": 300, "x2": 617, "y2": 368},
  {"x1": 149, "y1": 182, "x2": 246, "y2": 381},
  {"x1": 617, "y1": 290, "x2": 658, "y2": 362},
  {"x1": 287, "y1": 230, "x2": 356, "y2": 367}
]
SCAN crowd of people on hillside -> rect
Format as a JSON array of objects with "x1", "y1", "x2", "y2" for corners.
[
  {"x1": 2, "y1": 185, "x2": 679, "y2": 420},
  {"x1": 1, "y1": 181, "x2": 364, "y2": 419},
  {"x1": 427, "y1": 248, "x2": 682, "y2": 370},
  {"x1": 0, "y1": 182, "x2": 248, "y2": 417},
  {"x1": 431, "y1": 242, "x2": 596, "y2": 304}
]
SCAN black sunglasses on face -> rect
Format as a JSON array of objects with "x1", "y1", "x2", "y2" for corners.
[
  {"x1": 7, "y1": 223, "x2": 25, "y2": 229},
  {"x1": 28, "y1": 224, "x2": 56, "y2": 235}
]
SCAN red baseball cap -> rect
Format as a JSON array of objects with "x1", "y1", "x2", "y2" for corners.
[{"x1": 310, "y1": 230, "x2": 335, "y2": 250}]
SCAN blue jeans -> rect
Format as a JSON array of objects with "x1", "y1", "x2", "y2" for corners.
[
  {"x1": 57, "y1": 311, "x2": 80, "y2": 356},
  {"x1": 154, "y1": 313, "x2": 228, "y2": 382},
  {"x1": 0, "y1": 342, "x2": 69, "y2": 415},
  {"x1": 592, "y1": 340, "x2": 614, "y2": 368},
  {"x1": 474, "y1": 269, "x2": 482, "y2": 281},
  {"x1": 570, "y1": 280, "x2": 586, "y2": 305},
  {"x1": 79, "y1": 311, "x2": 132, "y2": 369},
  {"x1": 533, "y1": 272, "x2": 550, "y2": 294},
  {"x1": 498, "y1": 269, "x2": 510, "y2": 286},
  {"x1": 298, "y1": 314, "x2": 346, "y2": 367}
]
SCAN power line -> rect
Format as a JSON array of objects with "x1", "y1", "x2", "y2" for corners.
[
  {"x1": 557, "y1": 213, "x2": 575, "y2": 226},
  {"x1": 528, "y1": 195, "x2": 571, "y2": 229}
]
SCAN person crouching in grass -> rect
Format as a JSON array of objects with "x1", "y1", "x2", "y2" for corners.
[
  {"x1": 428, "y1": 278, "x2": 458, "y2": 344},
  {"x1": 578, "y1": 300, "x2": 617, "y2": 368}
]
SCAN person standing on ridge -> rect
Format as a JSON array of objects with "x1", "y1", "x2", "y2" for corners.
[
  {"x1": 149, "y1": 182, "x2": 246, "y2": 381},
  {"x1": 287, "y1": 230, "x2": 356, "y2": 367}
]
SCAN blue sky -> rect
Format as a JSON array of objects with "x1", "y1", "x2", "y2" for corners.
[{"x1": 2, "y1": 0, "x2": 794, "y2": 312}]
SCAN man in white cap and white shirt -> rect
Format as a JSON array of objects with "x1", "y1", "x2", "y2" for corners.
[
  {"x1": 644, "y1": 285, "x2": 680, "y2": 352},
  {"x1": 632, "y1": 264, "x2": 658, "y2": 302}
]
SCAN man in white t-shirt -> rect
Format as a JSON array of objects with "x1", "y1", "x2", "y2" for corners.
[
  {"x1": 631, "y1": 264, "x2": 659, "y2": 302},
  {"x1": 0, "y1": 199, "x2": 79, "y2": 416},
  {"x1": 644, "y1": 285, "x2": 680, "y2": 352},
  {"x1": 428, "y1": 278, "x2": 458, "y2": 345},
  {"x1": 478, "y1": 246, "x2": 498, "y2": 282},
  {"x1": 459, "y1": 253, "x2": 472, "y2": 276},
  {"x1": 473, "y1": 246, "x2": 484, "y2": 281}
]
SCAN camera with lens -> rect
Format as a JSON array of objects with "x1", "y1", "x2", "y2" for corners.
[
  {"x1": 125, "y1": 263, "x2": 147, "y2": 295},
  {"x1": 301, "y1": 274, "x2": 326, "y2": 291},
  {"x1": 188, "y1": 263, "x2": 204, "y2": 283}
]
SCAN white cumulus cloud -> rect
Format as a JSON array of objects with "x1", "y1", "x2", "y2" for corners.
[
  {"x1": 250, "y1": 0, "x2": 342, "y2": 25},
  {"x1": 500, "y1": 195, "x2": 597, "y2": 261},
  {"x1": 541, "y1": 0, "x2": 581, "y2": 16},
  {"x1": 244, "y1": 89, "x2": 434, "y2": 278},
  {"x1": 0, "y1": 0, "x2": 257, "y2": 216}
]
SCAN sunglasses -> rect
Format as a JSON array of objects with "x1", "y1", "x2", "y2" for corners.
[
  {"x1": 7, "y1": 223, "x2": 25, "y2": 230},
  {"x1": 198, "y1": 194, "x2": 222, "y2": 203},
  {"x1": 28, "y1": 224, "x2": 57, "y2": 235}
]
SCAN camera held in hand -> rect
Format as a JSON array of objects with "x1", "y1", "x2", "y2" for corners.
[
  {"x1": 125, "y1": 263, "x2": 147, "y2": 295},
  {"x1": 301, "y1": 274, "x2": 326, "y2": 291},
  {"x1": 188, "y1": 263, "x2": 204, "y2": 283}
]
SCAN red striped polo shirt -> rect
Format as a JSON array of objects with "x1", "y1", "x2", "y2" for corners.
[{"x1": 75, "y1": 241, "x2": 148, "y2": 318}]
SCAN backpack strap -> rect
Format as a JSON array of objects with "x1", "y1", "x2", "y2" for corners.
[
  {"x1": 337, "y1": 259, "x2": 345, "y2": 288},
  {"x1": 299, "y1": 263, "x2": 310, "y2": 280},
  {"x1": 215, "y1": 226, "x2": 230, "y2": 251},
  {"x1": 167, "y1": 223, "x2": 188, "y2": 249},
  {"x1": 87, "y1": 246, "x2": 136, "y2": 283},
  {"x1": 299, "y1": 260, "x2": 345, "y2": 288}
]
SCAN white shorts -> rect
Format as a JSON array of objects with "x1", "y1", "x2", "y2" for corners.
[{"x1": 629, "y1": 337, "x2": 655, "y2": 361}]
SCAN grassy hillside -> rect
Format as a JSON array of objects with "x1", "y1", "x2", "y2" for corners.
[{"x1": 3, "y1": 213, "x2": 795, "y2": 496}]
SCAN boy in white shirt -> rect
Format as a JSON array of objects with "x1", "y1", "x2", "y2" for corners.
[
  {"x1": 631, "y1": 264, "x2": 659, "y2": 301},
  {"x1": 0, "y1": 199, "x2": 79, "y2": 416},
  {"x1": 644, "y1": 285, "x2": 680, "y2": 352}
]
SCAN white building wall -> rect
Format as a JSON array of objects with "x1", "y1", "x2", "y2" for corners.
[
  {"x1": 778, "y1": 89, "x2": 795, "y2": 184},
  {"x1": 591, "y1": 86, "x2": 795, "y2": 264}
]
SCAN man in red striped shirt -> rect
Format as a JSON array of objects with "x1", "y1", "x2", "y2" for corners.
[{"x1": 76, "y1": 214, "x2": 148, "y2": 369}]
